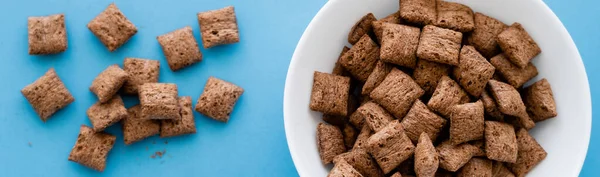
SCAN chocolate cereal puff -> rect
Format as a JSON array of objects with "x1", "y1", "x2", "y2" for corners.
[
  {"x1": 317, "y1": 123, "x2": 346, "y2": 164},
  {"x1": 492, "y1": 161, "x2": 516, "y2": 177},
  {"x1": 90, "y1": 65, "x2": 129, "y2": 103},
  {"x1": 87, "y1": 3, "x2": 137, "y2": 52},
  {"x1": 412, "y1": 59, "x2": 451, "y2": 95},
  {"x1": 401, "y1": 100, "x2": 447, "y2": 143},
  {"x1": 333, "y1": 46, "x2": 351, "y2": 76},
  {"x1": 197, "y1": 6, "x2": 240, "y2": 48},
  {"x1": 400, "y1": 0, "x2": 437, "y2": 25},
  {"x1": 21, "y1": 68, "x2": 74, "y2": 121},
  {"x1": 497, "y1": 23, "x2": 541, "y2": 68},
  {"x1": 488, "y1": 80, "x2": 535, "y2": 129},
  {"x1": 328, "y1": 160, "x2": 364, "y2": 177},
  {"x1": 122, "y1": 105, "x2": 160, "y2": 145},
  {"x1": 372, "y1": 11, "x2": 402, "y2": 43},
  {"x1": 457, "y1": 158, "x2": 492, "y2": 177},
  {"x1": 370, "y1": 68, "x2": 424, "y2": 119},
  {"x1": 157, "y1": 26, "x2": 203, "y2": 71},
  {"x1": 522, "y1": 79, "x2": 557, "y2": 122},
  {"x1": 366, "y1": 121, "x2": 415, "y2": 174},
  {"x1": 449, "y1": 101, "x2": 485, "y2": 145},
  {"x1": 417, "y1": 25, "x2": 463, "y2": 66},
  {"x1": 470, "y1": 140, "x2": 487, "y2": 157},
  {"x1": 342, "y1": 123, "x2": 359, "y2": 150},
  {"x1": 349, "y1": 110, "x2": 366, "y2": 130},
  {"x1": 334, "y1": 150, "x2": 385, "y2": 177},
  {"x1": 340, "y1": 35, "x2": 380, "y2": 81},
  {"x1": 348, "y1": 13, "x2": 377, "y2": 45},
  {"x1": 355, "y1": 102, "x2": 394, "y2": 132},
  {"x1": 508, "y1": 129, "x2": 547, "y2": 177},
  {"x1": 435, "y1": 1, "x2": 475, "y2": 32},
  {"x1": 437, "y1": 141, "x2": 478, "y2": 172},
  {"x1": 196, "y1": 77, "x2": 244, "y2": 122},
  {"x1": 139, "y1": 83, "x2": 180, "y2": 120},
  {"x1": 390, "y1": 172, "x2": 402, "y2": 177},
  {"x1": 380, "y1": 23, "x2": 420, "y2": 68},
  {"x1": 485, "y1": 121, "x2": 518, "y2": 163},
  {"x1": 309, "y1": 72, "x2": 351, "y2": 116},
  {"x1": 427, "y1": 76, "x2": 470, "y2": 117},
  {"x1": 490, "y1": 54, "x2": 538, "y2": 88},
  {"x1": 453, "y1": 45, "x2": 495, "y2": 97},
  {"x1": 28, "y1": 14, "x2": 67, "y2": 55},
  {"x1": 362, "y1": 60, "x2": 393, "y2": 96},
  {"x1": 467, "y1": 13, "x2": 508, "y2": 58},
  {"x1": 161, "y1": 96, "x2": 197, "y2": 137},
  {"x1": 87, "y1": 95, "x2": 127, "y2": 132},
  {"x1": 122, "y1": 58, "x2": 160, "y2": 95},
  {"x1": 352, "y1": 125, "x2": 373, "y2": 150},
  {"x1": 68, "y1": 125, "x2": 116, "y2": 172},
  {"x1": 414, "y1": 133, "x2": 439, "y2": 177},
  {"x1": 481, "y1": 90, "x2": 505, "y2": 121}
]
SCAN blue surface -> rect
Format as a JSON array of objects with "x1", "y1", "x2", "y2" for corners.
[{"x1": 0, "y1": 0, "x2": 597, "y2": 176}]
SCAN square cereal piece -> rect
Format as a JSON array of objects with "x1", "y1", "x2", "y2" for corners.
[
  {"x1": 328, "y1": 160, "x2": 364, "y2": 177},
  {"x1": 370, "y1": 68, "x2": 425, "y2": 119},
  {"x1": 481, "y1": 90, "x2": 505, "y2": 121},
  {"x1": 508, "y1": 129, "x2": 547, "y2": 177},
  {"x1": 522, "y1": 79, "x2": 557, "y2": 122},
  {"x1": 373, "y1": 11, "x2": 402, "y2": 43},
  {"x1": 342, "y1": 123, "x2": 359, "y2": 150},
  {"x1": 196, "y1": 77, "x2": 245, "y2": 122},
  {"x1": 435, "y1": 1, "x2": 475, "y2": 32},
  {"x1": 415, "y1": 133, "x2": 439, "y2": 177},
  {"x1": 21, "y1": 68, "x2": 74, "y2": 121},
  {"x1": 333, "y1": 150, "x2": 385, "y2": 177},
  {"x1": 437, "y1": 141, "x2": 478, "y2": 172},
  {"x1": 317, "y1": 123, "x2": 346, "y2": 164},
  {"x1": 427, "y1": 76, "x2": 470, "y2": 117},
  {"x1": 28, "y1": 14, "x2": 67, "y2": 55},
  {"x1": 355, "y1": 102, "x2": 394, "y2": 132},
  {"x1": 87, "y1": 3, "x2": 137, "y2": 52},
  {"x1": 122, "y1": 58, "x2": 160, "y2": 95},
  {"x1": 197, "y1": 6, "x2": 240, "y2": 48},
  {"x1": 401, "y1": 100, "x2": 447, "y2": 143},
  {"x1": 309, "y1": 72, "x2": 350, "y2": 116},
  {"x1": 485, "y1": 121, "x2": 517, "y2": 163},
  {"x1": 157, "y1": 26, "x2": 203, "y2": 71},
  {"x1": 492, "y1": 161, "x2": 516, "y2": 177},
  {"x1": 453, "y1": 45, "x2": 495, "y2": 97},
  {"x1": 457, "y1": 158, "x2": 492, "y2": 177},
  {"x1": 87, "y1": 95, "x2": 128, "y2": 132},
  {"x1": 366, "y1": 120, "x2": 415, "y2": 174},
  {"x1": 400, "y1": 0, "x2": 436, "y2": 25},
  {"x1": 122, "y1": 105, "x2": 160, "y2": 145},
  {"x1": 412, "y1": 59, "x2": 451, "y2": 95},
  {"x1": 362, "y1": 60, "x2": 393, "y2": 96},
  {"x1": 139, "y1": 83, "x2": 180, "y2": 120},
  {"x1": 349, "y1": 110, "x2": 365, "y2": 129},
  {"x1": 417, "y1": 25, "x2": 463, "y2": 66},
  {"x1": 348, "y1": 13, "x2": 377, "y2": 45},
  {"x1": 449, "y1": 101, "x2": 485, "y2": 145},
  {"x1": 332, "y1": 46, "x2": 351, "y2": 76},
  {"x1": 90, "y1": 65, "x2": 129, "y2": 103},
  {"x1": 340, "y1": 35, "x2": 380, "y2": 81},
  {"x1": 68, "y1": 125, "x2": 116, "y2": 172},
  {"x1": 380, "y1": 23, "x2": 420, "y2": 68},
  {"x1": 488, "y1": 80, "x2": 535, "y2": 129},
  {"x1": 490, "y1": 54, "x2": 538, "y2": 88},
  {"x1": 161, "y1": 96, "x2": 197, "y2": 137},
  {"x1": 467, "y1": 13, "x2": 508, "y2": 58},
  {"x1": 470, "y1": 140, "x2": 486, "y2": 157},
  {"x1": 497, "y1": 23, "x2": 541, "y2": 68},
  {"x1": 352, "y1": 125, "x2": 373, "y2": 150}
]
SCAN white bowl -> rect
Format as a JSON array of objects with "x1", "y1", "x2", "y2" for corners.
[{"x1": 283, "y1": 0, "x2": 591, "y2": 176}]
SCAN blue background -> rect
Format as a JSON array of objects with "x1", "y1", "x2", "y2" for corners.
[{"x1": 0, "y1": 0, "x2": 596, "y2": 176}]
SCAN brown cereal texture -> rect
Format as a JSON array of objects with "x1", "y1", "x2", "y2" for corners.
[
  {"x1": 333, "y1": 150, "x2": 385, "y2": 177},
  {"x1": 508, "y1": 129, "x2": 547, "y2": 177},
  {"x1": 21, "y1": 68, "x2": 74, "y2": 121},
  {"x1": 87, "y1": 95, "x2": 128, "y2": 132},
  {"x1": 197, "y1": 6, "x2": 240, "y2": 48},
  {"x1": 414, "y1": 133, "x2": 439, "y2": 177},
  {"x1": 373, "y1": 11, "x2": 402, "y2": 43},
  {"x1": 87, "y1": 3, "x2": 137, "y2": 52},
  {"x1": 390, "y1": 172, "x2": 402, "y2": 177},
  {"x1": 349, "y1": 110, "x2": 365, "y2": 130},
  {"x1": 68, "y1": 125, "x2": 116, "y2": 172},
  {"x1": 453, "y1": 45, "x2": 495, "y2": 97},
  {"x1": 122, "y1": 105, "x2": 160, "y2": 145},
  {"x1": 492, "y1": 161, "x2": 516, "y2": 177},
  {"x1": 481, "y1": 90, "x2": 505, "y2": 121},
  {"x1": 370, "y1": 68, "x2": 424, "y2": 119},
  {"x1": 28, "y1": 14, "x2": 67, "y2": 55},
  {"x1": 522, "y1": 79, "x2": 557, "y2": 122},
  {"x1": 328, "y1": 160, "x2": 364, "y2": 177},
  {"x1": 90, "y1": 65, "x2": 129, "y2": 103},
  {"x1": 196, "y1": 77, "x2": 245, "y2": 122},
  {"x1": 362, "y1": 60, "x2": 393, "y2": 96},
  {"x1": 340, "y1": 35, "x2": 380, "y2": 81},
  {"x1": 348, "y1": 13, "x2": 376, "y2": 45},
  {"x1": 412, "y1": 59, "x2": 451, "y2": 95},
  {"x1": 437, "y1": 141, "x2": 477, "y2": 172},
  {"x1": 333, "y1": 46, "x2": 351, "y2": 76},
  {"x1": 139, "y1": 83, "x2": 181, "y2": 120},
  {"x1": 417, "y1": 25, "x2": 463, "y2": 66},
  {"x1": 457, "y1": 158, "x2": 492, "y2": 177},
  {"x1": 427, "y1": 76, "x2": 470, "y2": 117},
  {"x1": 435, "y1": 1, "x2": 474, "y2": 32},
  {"x1": 400, "y1": 0, "x2": 436, "y2": 25},
  {"x1": 317, "y1": 123, "x2": 346, "y2": 164},
  {"x1": 122, "y1": 58, "x2": 160, "y2": 95},
  {"x1": 449, "y1": 101, "x2": 485, "y2": 145},
  {"x1": 488, "y1": 80, "x2": 535, "y2": 130},
  {"x1": 470, "y1": 140, "x2": 486, "y2": 157},
  {"x1": 366, "y1": 121, "x2": 415, "y2": 174},
  {"x1": 157, "y1": 26, "x2": 203, "y2": 71},
  {"x1": 352, "y1": 125, "x2": 373, "y2": 150},
  {"x1": 355, "y1": 102, "x2": 394, "y2": 132},
  {"x1": 401, "y1": 100, "x2": 447, "y2": 143},
  {"x1": 309, "y1": 72, "x2": 350, "y2": 116},
  {"x1": 161, "y1": 96, "x2": 197, "y2": 137},
  {"x1": 485, "y1": 121, "x2": 518, "y2": 163},
  {"x1": 467, "y1": 13, "x2": 508, "y2": 58},
  {"x1": 342, "y1": 123, "x2": 359, "y2": 150},
  {"x1": 490, "y1": 54, "x2": 538, "y2": 88},
  {"x1": 380, "y1": 23, "x2": 420, "y2": 68},
  {"x1": 497, "y1": 23, "x2": 541, "y2": 68}
]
